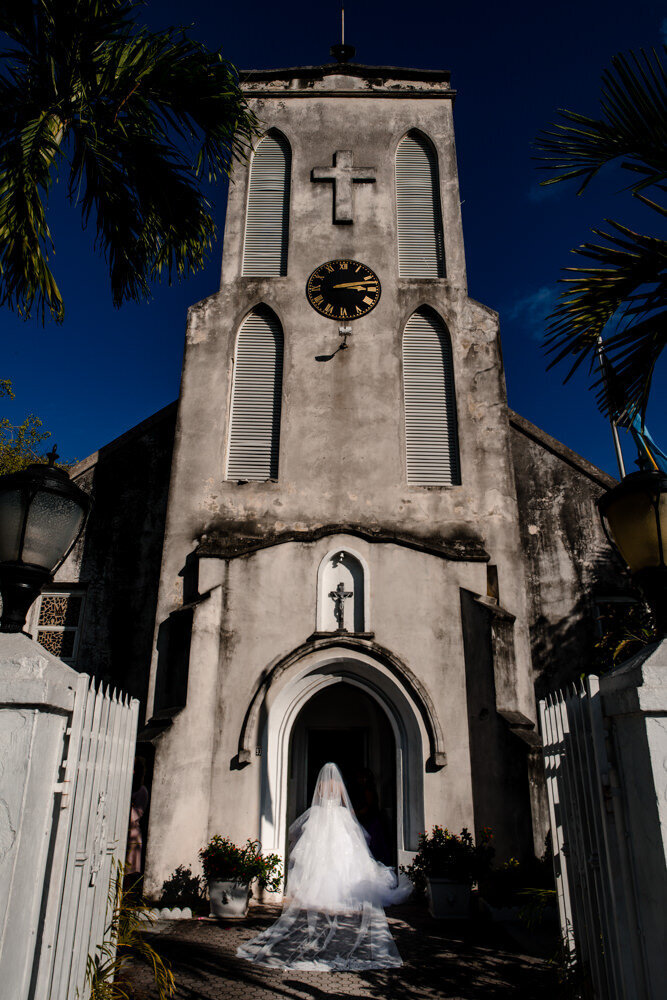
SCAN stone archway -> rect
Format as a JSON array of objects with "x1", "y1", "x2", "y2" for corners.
[{"x1": 256, "y1": 649, "x2": 429, "y2": 869}]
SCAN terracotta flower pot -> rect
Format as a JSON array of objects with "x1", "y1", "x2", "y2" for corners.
[
  {"x1": 208, "y1": 880, "x2": 251, "y2": 919},
  {"x1": 426, "y1": 877, "x2": 471, "y2": 919}
]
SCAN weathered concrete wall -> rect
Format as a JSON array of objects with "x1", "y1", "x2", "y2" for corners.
[
  {"x1": 509, "y1": 411, "x2": 621, "y2": 698},
  {"x1": 147, "y1": 64, "x2": 535, "y2": 724},
  {"x1": 39, "y1": 404, "x2": 176, "y2": 708},
  {"x1": 145, "y1": 535, "x2": 489, "y2": 890},
  {"x1": 143, "y1": 63, "x2": 539, "y2": 891},
  {"x1": 461, "y1": 590, "x2": 536, "y2": 861}
]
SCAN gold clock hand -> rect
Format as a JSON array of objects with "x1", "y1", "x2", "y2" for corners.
[{"x1": 332, "y1": 279, "x2": 378, "y2": 289}]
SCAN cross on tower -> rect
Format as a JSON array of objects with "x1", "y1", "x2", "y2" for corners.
[
  {"x1": 328, "y1": 580, "x2": 353, "y2": 631},
  {"x1": 312, "y1": 151, "x2": 376, "y2": 224}
]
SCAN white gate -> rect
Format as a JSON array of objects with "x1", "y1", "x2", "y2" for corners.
[
  {"x1": 33, "y1": 673, "x2": 138, "y2": 1000},
  {"x1": 539, "y1": 676, "x2": 647, "y2": 998}
]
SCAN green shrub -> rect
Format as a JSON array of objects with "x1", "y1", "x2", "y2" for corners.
[
  {"x1": 480, "y1": 837, "x2": 555, "y2": 908},
  {"x1": 402, "y1": 826, "x2": 494, "y2": 891}
]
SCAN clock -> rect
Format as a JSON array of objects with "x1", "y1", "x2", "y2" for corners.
[{"x1": 306, "y1": 259, "x2": 381, "y2": 321}]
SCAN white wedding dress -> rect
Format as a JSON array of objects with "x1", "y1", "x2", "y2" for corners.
[{"x1": 236, "y1": 762, "x2": 412, "y2": 971}]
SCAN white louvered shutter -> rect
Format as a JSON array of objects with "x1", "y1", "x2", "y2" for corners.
[
  {"x1": 226, "y1": 309, "x2": 284, "y2": 480},
  {"x1": 395, "y1": 132, "x2": 445, "y2": 278},
  {"x1": 242, "y1": 132, "x2": 291, "y2": 276},
  {"x1": 402, "y1": 309, "x2": 460, "y2": 485}
]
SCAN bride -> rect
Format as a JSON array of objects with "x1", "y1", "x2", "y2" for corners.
[{"x1": 237, "y1": 762, "x2": 412, "y2": 971}]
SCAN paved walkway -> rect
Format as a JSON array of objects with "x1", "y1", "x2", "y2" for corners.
[{"x1": 126, "y1": 903, "x2": 562, "y2": 999}]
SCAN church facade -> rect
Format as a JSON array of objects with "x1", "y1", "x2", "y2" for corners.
[{"x1": 35, "y1": 59, "x2": 621, "y2": 896}]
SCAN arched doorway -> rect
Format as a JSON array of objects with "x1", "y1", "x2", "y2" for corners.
[
  {"x1": 256, "y1": 648, "x2": 431, "y2": 870},
  {"x1": 287, "y1": 682, "x2": 396, "y2": 864}
]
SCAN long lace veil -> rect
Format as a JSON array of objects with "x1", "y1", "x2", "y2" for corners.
[{"x1": 237, "y1": 762, "x2": 411, "y2": 971}]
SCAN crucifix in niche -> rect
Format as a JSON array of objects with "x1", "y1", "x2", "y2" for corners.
[
  {"x1": 312, "y1": 151, "x2": 376, "y2": 223},
  {"x1": 329, "y1": 581, "x2": 353, "y2": 631}
]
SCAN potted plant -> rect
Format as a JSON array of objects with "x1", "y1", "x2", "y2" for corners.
[
  {"x1": 199, "y1": 836, "x2": 283, "y2": 919},
  {"x1": 402, "y1": 826, "x2": 493, "y2": 919}
]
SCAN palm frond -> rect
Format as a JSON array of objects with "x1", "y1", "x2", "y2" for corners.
[
  {"x1": 0, "y1": 102, "x2": 64, "y2": 320},
  {"x1": 545, "y1": 221, "x2": 667, "y2": 419},
  {"x1": 69, "y1": 117, "x2": 216, "y2": 305},
  {"x1": 535, "y1": 46, "x2": 667, "y2": 201},
  {"x1": 86, "y1": 863, "x2": 175, "y2": 1000},
  {"x1": 0, "y1": 0, "x2": 259, "y2": 321}
]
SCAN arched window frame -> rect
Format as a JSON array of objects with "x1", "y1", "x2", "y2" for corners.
[
  {"x1": 401, "y1": 306, "x2": 461, "y2": 486},
  {"x1": 316, "y1": 547, "x2": 371, "y2": 633},
  {"x1": 395, "y1": 129, "x2": 446, "y2": 279},
  {"x1": 242, "y1": 129, "x2": 292, "y2": 277},
  {"x1": 225, "y1": 305, "x2": 284, "y2": 482}
]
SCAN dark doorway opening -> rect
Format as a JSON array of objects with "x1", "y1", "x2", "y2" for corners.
[
  {"x1": 306, "y1": 727, "x2": 367, "y2": 803},
  {"x1": 288, "y1": 681, "x2": 396, "y2": 864}
]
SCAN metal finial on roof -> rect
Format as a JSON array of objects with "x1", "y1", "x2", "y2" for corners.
[{"x1": 330, "y1": 3, "x2": 355, "y2": 63}]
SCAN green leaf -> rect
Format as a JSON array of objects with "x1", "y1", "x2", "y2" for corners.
[
  {"x1": 536, "y1": 47, "x2": 667, "y2": 418},
  {"x1": 544, "y1": 221, "x2": 667, "y2": 419},
  {"x1": 0, "y1": 0, "x2": 259, "y2": 323},
  {"x1": 535, "y1": 46, "x2": 667, "y2": 200}
]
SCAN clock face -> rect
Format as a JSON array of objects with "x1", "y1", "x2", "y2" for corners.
[{"x1": 306, "y1": 259, "x2": 381, "y2": 321}]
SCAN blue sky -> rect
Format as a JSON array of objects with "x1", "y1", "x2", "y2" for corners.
[{"x1": 2, "y1": 0, "x2": 666, "y2": 476}]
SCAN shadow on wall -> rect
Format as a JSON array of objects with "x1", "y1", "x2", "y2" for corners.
[
  {"x1": 529, "y1": 543, "x2": 636, "y2": 702},
  {"x1": 72, "y1": 404, "x2": 177, "y2": 713},
  {"x1": 460, "y1": 534, "x2": 635, "y2": 863},
  {"x1": 461, "y1": 589, "x2": 535, "y2": 864}
]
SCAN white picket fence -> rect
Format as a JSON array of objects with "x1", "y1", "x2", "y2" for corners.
[
  {"x1": 33, "y1": 672, "x2": 138, "y2": 1000},
  {"x1": 539, "y1": 676, "x2": 647, "y2": 998}
]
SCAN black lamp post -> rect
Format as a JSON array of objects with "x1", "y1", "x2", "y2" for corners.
[
  {"x1": 0, "y1": 450, "x2": 91, "y2": 634},
  {"x1": 598, "y1": 469, "x2": 667, "y2": 638}
]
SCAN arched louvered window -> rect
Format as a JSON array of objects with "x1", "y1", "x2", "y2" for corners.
[
  {"x1": 395, "y1": 131, "x2": 445, "y2": 278},
  {"x1": 242, "y1": 131, "x2": 291, "y2": 276},
  {"x1": 226, "y1": 307, "x2": 284, "y2": 481},
  {"x1": 402, "y1": 308, "x2": 460, "y2": 485}
]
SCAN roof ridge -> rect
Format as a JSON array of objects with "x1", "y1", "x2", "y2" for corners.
[{"x1": 509, "y1": 409, "x2": 617, "y2": 489}]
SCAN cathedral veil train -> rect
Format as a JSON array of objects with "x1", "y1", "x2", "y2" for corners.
[{"x1": 236, "y1": 762, "x2": 413, "y2": 971}]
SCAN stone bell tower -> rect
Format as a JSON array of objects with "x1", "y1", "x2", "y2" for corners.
[{"x1": 143, "y1": 53, "x2": 540, "y2": 895}]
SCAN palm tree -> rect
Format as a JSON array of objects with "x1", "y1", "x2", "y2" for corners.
[
  {"x1": 0, "y1": 0, "x2": 258, "y2": 323},
  {"x1": 535, "y1": 46, "x2": 667, "y2": 424}
]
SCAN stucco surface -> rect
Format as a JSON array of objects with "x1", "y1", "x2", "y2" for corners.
[
  {"x1": 142, "y1": 64, "x2": 541, "y2": 894},
  {"x1": 509, "y1": 412, "x2": 620, "y2": 697},
  {"x1": 147, "y1": 65, "x2": 535, "y2": 716},
  {"x1": 42, "y1": 404, "x2": 176, "y2": 705},
  {"x1": 145, "y1": 536, "x2": 492, "y2": 889}
]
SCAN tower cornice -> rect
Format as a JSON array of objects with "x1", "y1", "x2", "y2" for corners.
[
  {"x1": 240, "y1": 63, "x2": 455, "y2": 99},
  {"x1": 240, "y1": 63, "x2": 451, "y2": 83}
]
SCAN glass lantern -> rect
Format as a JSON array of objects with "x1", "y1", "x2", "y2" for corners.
[
  {"x1": 598, "y1": 469, "x2": 667, "y2": 637},
  {"x1": 0, "y1": 459, "x2": 91, "y2": 633}
]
